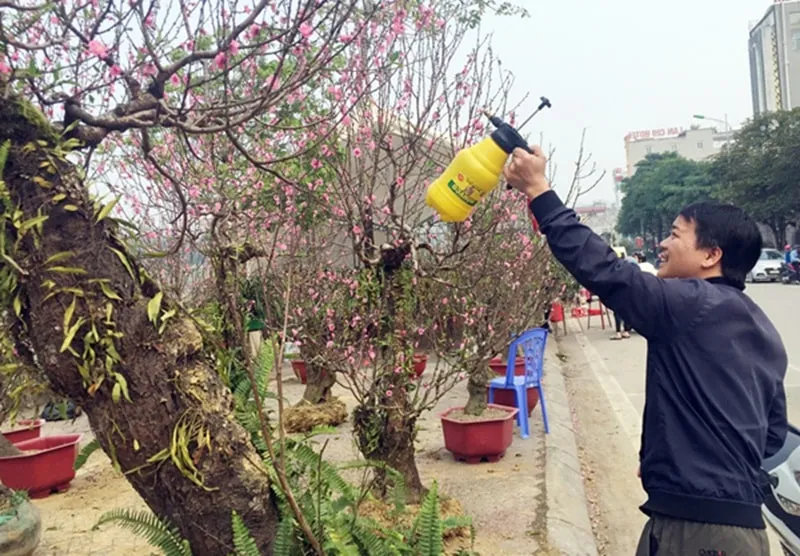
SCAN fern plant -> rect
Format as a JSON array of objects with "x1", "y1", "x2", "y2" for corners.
[{"x1": 96, "y1": 509, "x2": 192, "y2": 556}]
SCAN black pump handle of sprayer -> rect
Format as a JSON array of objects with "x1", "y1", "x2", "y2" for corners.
[{"x1": 504, "y1": 132, "x2": 533, "y2": 190}]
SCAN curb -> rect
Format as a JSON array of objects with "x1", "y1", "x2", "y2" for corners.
[{"x1": 544, "y1": 341, "x2": 599, "y2": 556}]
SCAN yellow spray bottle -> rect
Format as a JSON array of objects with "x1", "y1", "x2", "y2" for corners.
[{"x1": 425, "y1": 97, "x2": 551, "y2": 222}]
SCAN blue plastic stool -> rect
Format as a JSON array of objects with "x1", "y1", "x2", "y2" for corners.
[{"x1": 488, "y1": 328, "x2": 550, "y2": 438}]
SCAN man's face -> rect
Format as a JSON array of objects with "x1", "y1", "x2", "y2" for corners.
[{"x1": 657, "y1": 216, "x2": 713, "y2": 279}]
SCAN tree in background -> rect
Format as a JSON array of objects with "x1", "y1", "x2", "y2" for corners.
[
  {"x1": 712, "y1": 109, "x2": 800, "y2": 245},
  {"x1": 617, "y1": 152, "x2": 714, "y2": 248}
]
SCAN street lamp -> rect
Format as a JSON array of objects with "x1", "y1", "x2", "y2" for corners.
[{"x1": 693, "y1": 114, "x2": 731, "y2": 133}]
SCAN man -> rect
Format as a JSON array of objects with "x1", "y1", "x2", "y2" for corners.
[{"x1": 505, "y1": 146, "x2": 787, "y2": 555}]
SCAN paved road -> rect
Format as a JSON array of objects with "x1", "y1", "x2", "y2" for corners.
[{"x1": 584, "y1": 282, "x2": 800, "y2": 425}]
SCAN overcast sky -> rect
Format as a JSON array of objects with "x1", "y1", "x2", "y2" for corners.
[{"x1": 481, "y1": 0, "x2": 776, "y2": 204}]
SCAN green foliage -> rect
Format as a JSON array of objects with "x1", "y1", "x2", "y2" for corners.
[
  {"x1": 96, "y1": 509, "x2": 192, "y2": 556},
  {"x1": 712, "y1": 109, "x2": 800, "y2": 241},
  {"x1": 617, "y1": 152, "x2": 714, "y2": 243},
  {"x1": 231, "y1": 511, "x2": 261, "y2": 556},
  {"x1": 410, "y1": 481, "x2": 443, "y2": 556},
  {"x1": 74, "y1": 438, "x2": 100, "y2": 471}
]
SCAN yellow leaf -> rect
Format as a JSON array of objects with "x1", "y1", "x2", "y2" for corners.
[
  {"x1": 12, "y1": 293, "x2": 21, "y2": 317},
  {"x1": 95, "y1": 197, "x2": 119, "y2": 222},
  {"x1": 99, "y1": 281, "x2": 122, "y2": 301},
  {"x1": 32, "y1": 176, "x2": 52, "y2": 188},
  {"x1": 115, "y1": 373, "x2": 131, "y2": 402},
  {"x1": 47, "y1": 266, "x2": 87, "y2": 274},
  {"x1": 133, "y1": 439, "x2": 140, "y2": 452},
  {"x1": 147, "y1": 292, "x2": 163, "y2": 325},
  {"x1": 60, "y1": 317, "x2": 85, "y2": 353},
  {"x1": 112, "y1": 382, "x2": 121, "y2": 403},
  {"x1": 63, "y1": 295, "x2": 76, "y2": 330},
  {"x1": 52, "y1": 193, "x2": 67, "y2": 202},
  {"x1": 45, "y1": 251, "x2": 75, "y2": 265},
  {"x1": 109, "y1": 248, "x2": 135, "y2": 280}
]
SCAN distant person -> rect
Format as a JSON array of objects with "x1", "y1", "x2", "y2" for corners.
[
  {"x1": 635, "y1": 252, "x2": 658, "y2": 275},
  {"x1": 506, "y1": 144, "x2": 787, "y2": 556},
  {"x1": 612, "y1": 253, "x2": 638, "y2": 340},
  {"x1": 785, "y1": 244, "x2": 793, "y2": 265}
]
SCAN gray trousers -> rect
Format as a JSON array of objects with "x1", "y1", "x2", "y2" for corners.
[{"x1": 635, "y1": 514, "x2": 769, "y2": 556}]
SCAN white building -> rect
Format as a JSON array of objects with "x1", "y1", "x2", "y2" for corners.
[
  {"x1": 749, "y1": 0, "x2": 800, "y2": 115},
  {"x1": 623, "y1": 126, "x2": 735, "y2": 176}
]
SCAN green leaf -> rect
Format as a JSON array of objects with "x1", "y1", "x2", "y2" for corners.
[
  {"x1": 60, "y1": 317, "x2": 85, "y2": 353},
  {"x1": 147, "y1": 292, "x2": 163, "y2": 325},
  {"x1": 45, "y1": 251, "x2": 75, "y2": 265},
  {"x1": 112, "y1": 382, "x2": 121, "y2": 403},
  {"x1": 110, "y1": 248, "x2": 135, "y2": 280},
  {"x1": 99, "y1": 281, "x2": 122, "y2": 301},
  {"x1": 12, "y1": 293, "x2": 21, "y2": 317},
  {"x1": 96, "y1": 509, "x2": 191, "y2": 556},
  {"x1": 114, "y1": 373, "x2": 131, "y2": 402},
  {"x1": 52, "y1": 193, "x2": 67, "y2": 202},
  {"x1": 63, "y1": 295, "x2": 76, "y2": 330},
  {"x1": 63, "y1": 204, "x2": 79, "y2": 212},
  {"x1": 231, "y1": 511, "x2": 260, "y2": 556},
  {"x1": 74, "y1": 439, "x2": 100, "y2": 471},
  {"x1": 47, "y1": 266, "x2": 87, "y2": 274},
  {"x1": 96, "y1": 196, "x2": 120, "y2": 222}
]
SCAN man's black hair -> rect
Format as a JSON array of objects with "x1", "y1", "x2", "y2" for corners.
[{"x1": 679, "y1": 201, "x2": 762, "y2": 288}]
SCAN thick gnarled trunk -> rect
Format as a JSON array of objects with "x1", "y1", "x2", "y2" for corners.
[{"x1": 0, "y1": 98, "x2": 278, "y2": 553}]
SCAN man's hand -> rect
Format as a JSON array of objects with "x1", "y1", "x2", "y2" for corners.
[{"x1": 503, "y1": 146, "x2": 550, "y2": 200}]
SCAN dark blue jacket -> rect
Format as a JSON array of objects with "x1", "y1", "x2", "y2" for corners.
[{"x1": 531, "y1": 191, "x2": 788, "y2": 528}]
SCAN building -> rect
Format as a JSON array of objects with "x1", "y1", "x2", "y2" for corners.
[
  {"x1": 623, "y1": 126, "x2": 735, "y2": 176},
  {"x1": 749, "y1": 0, "x2": 800, "y2": 115}
]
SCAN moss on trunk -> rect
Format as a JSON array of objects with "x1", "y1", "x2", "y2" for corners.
[{"x1": 0, "y1": 97, "x2": 278, "y2": 554}]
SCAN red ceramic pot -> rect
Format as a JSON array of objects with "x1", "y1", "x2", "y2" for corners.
[
  {"x1": 0, "y1": 434, "x2": 81, "y2": 498},
  {"x1": 290, "y1": 360, "x2": 308, "y2": 384},
  {"x1": 489, "y1": 387, "x2": 540, "y2": 417},
  {"x1": 2, "y1": 419, "x2": 44, "y2": 445},
  {"x1": 489, "y1": 357, "x2": 525, "y2": 377},
  {"x1": 550, "y1": 302, "x2": 565, "y2": 323},
  {"x1": 412, "y1": 354, "x2": 428, "y2": 377},
  {"x1": 440, "y1": 404, "x2": 519, "y2": 464}
]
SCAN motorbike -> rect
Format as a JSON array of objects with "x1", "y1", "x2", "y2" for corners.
[
  {"x1": 780, "y1": 262, "x2": 800, "y2": 285},
  {"x1": 763, "y1": 425, "x2": 800, "y2": 555}
]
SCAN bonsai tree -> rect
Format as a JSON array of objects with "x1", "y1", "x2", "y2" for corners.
[
  {"x1": 0, "y1": 0, "x2": 419, "y2": 551},
  {"x1": 263, "y1": 0, "x2": 538, "y2": 501}
]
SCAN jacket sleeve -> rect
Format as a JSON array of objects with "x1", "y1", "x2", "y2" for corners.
[
  {"x1": 530, "y1": 191, "x2": 701, "y2": 339},
  {"x1": 765, "y1": 381, "x2": 788, "y2": 458}
]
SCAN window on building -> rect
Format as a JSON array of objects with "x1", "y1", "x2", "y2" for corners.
[
  {"x1": 794, "y1": 31, "x2": 800, "y2": 51},
  {"x1": 790, "y1": 12, "x2": 800, "y2": 26},
  {"x1": 697, "y1": 141, "x2": 704, "y2": 149}
]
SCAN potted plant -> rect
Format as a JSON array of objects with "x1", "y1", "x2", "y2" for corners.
[
  {"x1": 0, "y1": 434, "x2": 82, "y2": 499},
  {"x1": 0, "y1": 483, "x2": 41, "y2": 556},
  {"x1": 1, "y1": 419, "x2": 45, "y2": 445},
  {"x1": 429, "y1": 203, "x2": 557, "y2": 462}
]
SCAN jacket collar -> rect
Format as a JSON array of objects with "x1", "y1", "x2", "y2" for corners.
[{"x1": 706, "y1": 276, "x2": 745, "y2": 291}]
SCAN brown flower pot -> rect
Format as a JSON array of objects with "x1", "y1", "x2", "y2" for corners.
[{"x1": 440, "y1": 404, "x2": 519, "y2": 464}]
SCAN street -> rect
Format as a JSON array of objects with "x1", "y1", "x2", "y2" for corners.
[
  {"x1": 565, "y1": 281, "x2": 799, "y2": 555},
  {"x1": 583, "y1": 282, "x2": 800, "y2": 425}
]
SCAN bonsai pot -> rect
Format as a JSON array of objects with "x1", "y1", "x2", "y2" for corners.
[
  {"x1": 0, "y1": 497, "x2": 41, "y2": 556},
  {"x1": 488, "y1": 387, "x2": 540, "y2": 417},
  {"x1": 1, "y1": 419, "x2": 44, "y2": 445},
  {"x1": 290, "y1": 359, "x2": 308, "y2": 384},
  {"x1": 412, "y1": 354, "x2": 428, "y2": 377},
  {"x1": 489, "y1": 357, "x2": 525, "y2": 377},
  {"x1": 0, "y1": 434, "x2": 81, "y2": 499},
  {"x1": 440, "y1": 404, "x2": 519, "y2": 464}
]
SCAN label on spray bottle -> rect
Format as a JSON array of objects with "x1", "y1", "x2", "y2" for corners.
[{"x1": 445, "y1": 173, "x2": 479, "y2": 207}]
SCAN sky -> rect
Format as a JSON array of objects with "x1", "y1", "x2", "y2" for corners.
[{"x1": 480, "y1": 0, "x2": 777, "y2": 205}]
